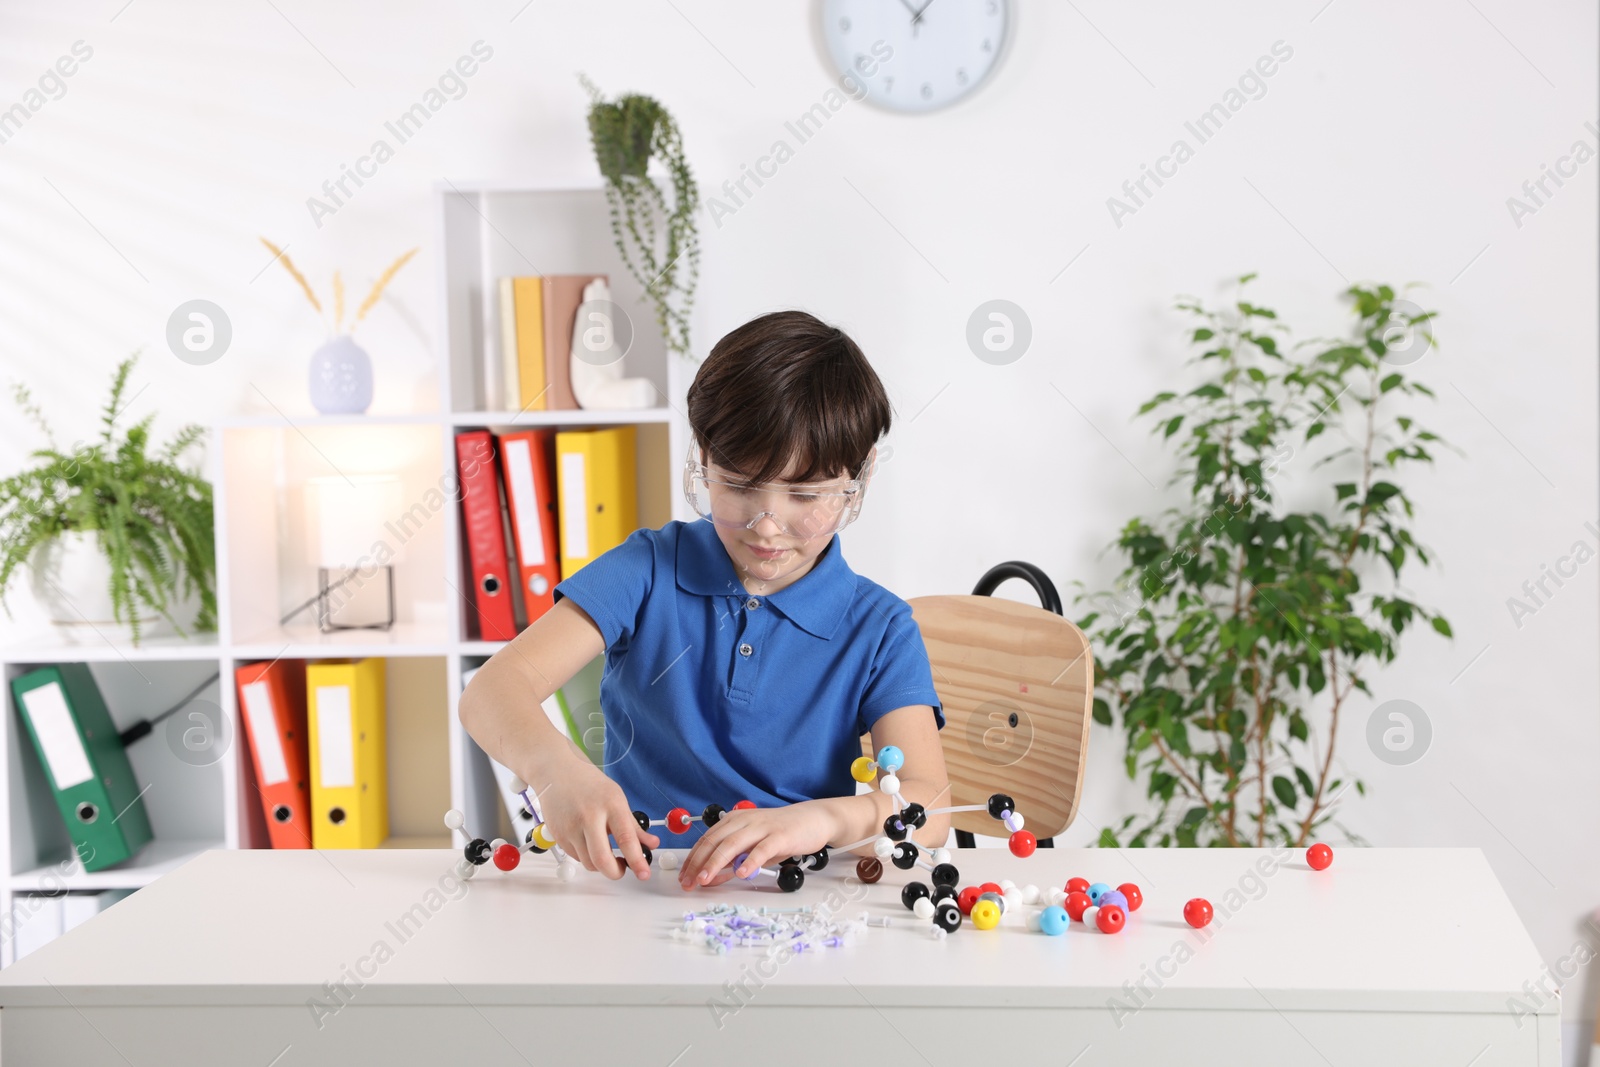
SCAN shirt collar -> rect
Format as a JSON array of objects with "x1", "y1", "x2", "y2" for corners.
[{"x1": 676, "y1": 519, "x2": 859, "y2": 640}]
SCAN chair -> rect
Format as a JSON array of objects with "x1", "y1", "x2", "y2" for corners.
[{"x1": 863, "y1": 561, "x2": 1094, "y2": 848}]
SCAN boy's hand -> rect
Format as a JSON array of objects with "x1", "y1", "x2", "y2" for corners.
[
  {"x1": 677, "y1": 801, "x2": 838, "y2": 891},
  {"x1": 535, "y1": 755, "x2": 659, "y2": 880}
]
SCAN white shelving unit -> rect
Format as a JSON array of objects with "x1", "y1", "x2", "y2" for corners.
[{"x1": 0, "y1": 183, "x2": 691, "y2": 966}]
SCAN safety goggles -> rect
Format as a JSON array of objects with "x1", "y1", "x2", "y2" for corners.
[{"x1": 682, "y1": 442, "x2": 872, "y2": 539}]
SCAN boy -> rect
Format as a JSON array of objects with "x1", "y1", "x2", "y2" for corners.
[{"x1": 459, "y1": 310, "x2": 949, "y2": 891}]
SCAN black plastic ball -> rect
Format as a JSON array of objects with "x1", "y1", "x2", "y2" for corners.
[
  {"x1": 934, "y1": 901, "x2": 963, "y2": 932},
  {"x1": 632, "y1": 809, "x2": 650, "y2": 832},
  {"x1": 777, "y1": 865, "x2": 805, "y2": 892},
  {"x1": 891, "y1": 841, "x2": 919, "y2": 870},
  {"x1": 804, "y1": 848, "x2": 830, "y2": 872},
  {"x1": 523, "y1": 829, "x2": 548, "y2": 855},
  {"x1": 702, "y1": 803, "x2": 726, "y2": 827},
  {"x1": 931, "y1": 862, "x2": 960, "y2": 887},
  {"x1": 882, "y1": 813, "x2": 908, "y2": 842},
  {"x1": 638, "y1": 844, "x2": 653, "y2": 867},
  {"x1": 932, "y1": 883, "x2": 959, "y2": 904},
  {"x1": 465, "y1": 838, "x2": 491, "y2": 865},
  {"x1": 901, "y1": 881, "x2": 932, "y2": 911},
  {"x1": 901, "y1": 802, "x2": 927, "y2": 829},
  {"x1": 987, "y1": 793, "x2": 1016, "y2": 820}
]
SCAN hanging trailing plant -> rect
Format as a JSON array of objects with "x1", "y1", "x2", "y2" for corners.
[
  {"x1": 579, "y1": 74, "x2": 701, "y2": 361},
  {"x1": 1075, "y1": 276, "x2": 1456, "y2": 849}
]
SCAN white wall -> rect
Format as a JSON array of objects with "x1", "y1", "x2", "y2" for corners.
[{"x1": 0, "y1": 0, "x2": 1595, "y2": 1037}]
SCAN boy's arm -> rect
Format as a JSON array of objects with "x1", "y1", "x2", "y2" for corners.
[
  {"x1": 458, "y1": 597, "x2": 605, "y2": 786},
  {"x1": 816, "y1": 703, "x2": 951, "y2": 850}
]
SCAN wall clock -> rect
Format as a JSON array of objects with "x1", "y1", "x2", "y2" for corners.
[{"x1": 818, "y1": 0, "x2": 1011, "y2": 114}]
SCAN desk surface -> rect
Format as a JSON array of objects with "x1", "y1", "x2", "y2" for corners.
[{"x1": 0, "y1": 845, "x2": 1552, "y2": 1018}]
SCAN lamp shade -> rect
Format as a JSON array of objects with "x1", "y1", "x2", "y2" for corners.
[{"x1": 304, "y1": 475, "x2": 404, "y2": 568}]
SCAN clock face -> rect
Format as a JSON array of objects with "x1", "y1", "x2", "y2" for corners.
[{"x1": 819, "y1": 0, "x2": 1009, "y2": 114}]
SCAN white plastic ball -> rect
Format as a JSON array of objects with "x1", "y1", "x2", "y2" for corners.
[
  {"x1": 913, "y1": 897, "x2": 935, "y2": 919},
  {"x1": 507, "y1": 774, "x2": 527, "y2": 794},
  {"x1": 932, "y1": 848, "x2": 951, "y2": 866},
  {"x1": 1082, "y1": 905, "x2": 1100, "y2": 928},
  {"x1": 556, "y1": 860, "x2": 579, "y2": 882},
  {"x1": 659, "y1": 850, "x2": 680, "y2": 871},
  {"x1": 999, "y1": 879, "x2": 1017, "y2": 892},
  {"x1": 490, "y1": 838, "x2": 507, "y2": 852},
  {"x1": 443, "y1": 809, "x2": 465, "y2": 831},
  {"x1": 1004, "y1": 812, "x2": 1025, "y2": 832},
  {"x1": 879, "y1": 774, "x2": 901, "y2": 795},
  {"x1": 873, "y1": 837, "x2": 895, "y2": 859},
  {"x1": 458, "y1": 858, "x2": 477, "y2": 880},
  {"x1": 1021, "y1": 884, "x2": 1041, "y2": 905}
]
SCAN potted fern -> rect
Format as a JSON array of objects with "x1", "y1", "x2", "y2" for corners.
[
  {"x1": 0, "y1": 355, "x2": 216, "y2": 645},
  {"x1": 1075, "y1": 277, "x2": 1454, "y2": 849}
]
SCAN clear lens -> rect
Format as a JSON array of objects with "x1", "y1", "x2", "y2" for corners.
[{"x1": 685, "y1": 467, "x2": 857, "y2": 539}]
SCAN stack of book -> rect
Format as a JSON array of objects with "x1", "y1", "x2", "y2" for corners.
[
  {"x1": 454, "y1": 425, "x2": 637, "y2": 642},
  {"x1": 485, "y1": 273, "x2": 603, "y2": 412}
]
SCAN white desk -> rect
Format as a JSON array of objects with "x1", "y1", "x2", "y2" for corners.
[{"x1": 0, "y1": 846, "x2": 1560, "y2": 1066}]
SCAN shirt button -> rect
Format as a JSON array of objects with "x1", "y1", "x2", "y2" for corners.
[
  {"x1": 746, "y1": 597, "x2": 760, "y2": 609},
  {"x1": 739, "y1": 642, "x2": 753, "y2": 657}
]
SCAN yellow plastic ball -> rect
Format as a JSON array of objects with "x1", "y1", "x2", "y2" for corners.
[
  {"x1": 850, "y1": 756, "x2": 877, "y2": 784},
  {"x1": 971, "y1": 899, "x2": 1001, "y2": 931},
  {"x1": 531, "y1": 823, "x2": 556, "y2": 850}
]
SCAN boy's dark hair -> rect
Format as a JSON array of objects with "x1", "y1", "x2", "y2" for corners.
[{"x1": 687, "y1": 310, "x2": 891, "y2": 486}]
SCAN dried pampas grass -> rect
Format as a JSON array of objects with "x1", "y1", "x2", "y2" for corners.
[
  {"x1": 354, "y1": 248, "x2": 418, "y2": 325},
  {"x1": 258, "y1": 238, "x2": 418, "y2": 336}
]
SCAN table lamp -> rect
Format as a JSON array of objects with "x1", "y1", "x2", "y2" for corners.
[{"x1": 303, "y1": 474, "x2": 404, "y2": 633}]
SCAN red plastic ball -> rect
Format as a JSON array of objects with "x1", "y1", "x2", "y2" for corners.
[
  {"x1": 1117, "y1": 882, "x2": 1143, "y2": 912},
  {"x1": 1065, "y1": 877, "x2": 1090, "y2": 896},
  {"x1": 1096, "y1": 903, "x2": 1127, "y2": 934},
  {"x1": 666, "y1": 807, "x2": 692, "y2": 834},
  {"x1": 978, "y1": 881, "x2": 1002, "y2": 897},
  {"x1": 1008, "y1": 830, "x2": 1037, "y2": 858},
  {"x1": 1306, "y1": 843, "x2": 1333, "y2": 871},
  {"x1": 1183, "y1": 898, "x2": 1214, "y2": 929},
  {"x1": 958, "y1": 886, "x2": 982, "y2": 915},
  {"x1": 733, "y1": 800, "x2": 757, "y2": 811},
  {"x1": 1064, "y1": 891, "x2": 1092, "y2": 922},
  {"x1": 492, "y1": 843, "x2": 521, "y2": 872}
]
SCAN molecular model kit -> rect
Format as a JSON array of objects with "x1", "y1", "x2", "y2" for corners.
[{"x1": 442, "y1": 746, "x2": 1337, "y2": 942}]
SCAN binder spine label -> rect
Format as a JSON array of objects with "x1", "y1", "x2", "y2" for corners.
[
  {"x1": 315, "y1": 686, "x2": 356, "y2": 788},
  {"x1": 20, "y1": 682, "x2": 93, "y2": 790},
  {"x1": 241, "y1": 681, "x2": 290, "y2": 786}
]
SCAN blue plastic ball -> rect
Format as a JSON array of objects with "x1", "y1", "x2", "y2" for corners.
[
  {"x1": 1087, "y1": 882, "x2": 1112, "y2": 904},
  {"x1": 1099, "y1": 890, "x2": 1128, "y2": 911},
  {"x1": 1039, "y1": 905, "x2": 1069, "y2": 936},
  {"x1": 876, "y1": 746, "x2": 905, "y2": 772}
]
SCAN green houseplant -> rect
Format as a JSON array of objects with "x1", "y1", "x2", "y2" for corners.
[
  {"x1": 579, "y1": 74, "x2": 701, "y2": 361},
  {"x1": 0, "y1": 355, "x2": 216, "y2": 644},
  {"x1": 1075, "y1": 276, "x2": 1454, "y2": 849}
]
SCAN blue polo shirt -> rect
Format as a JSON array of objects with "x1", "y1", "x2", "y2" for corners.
[{"x1": 551, "y1": 518, "x2": 944, "y2": 842}]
